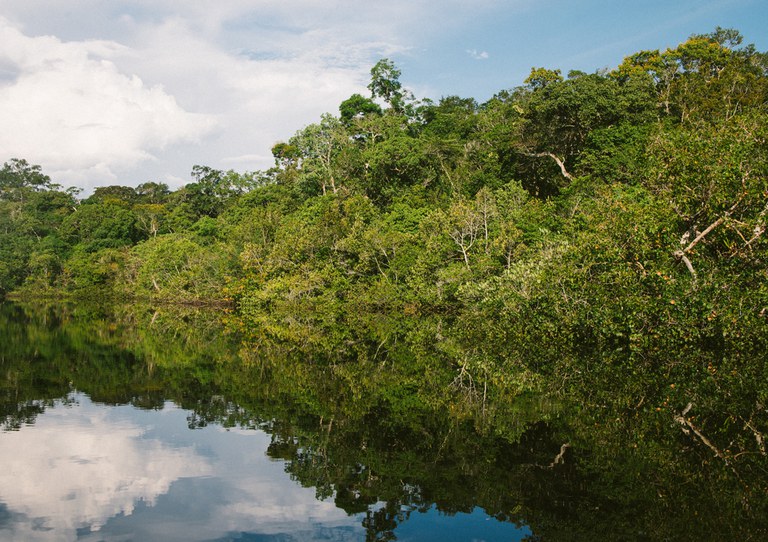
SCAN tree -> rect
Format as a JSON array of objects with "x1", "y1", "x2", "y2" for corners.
[
  {"x1": 369, "y1": 58, "x2": 404, "y2": 109},
  {"x1": 133, "y1": 203, "x2": 168, "y2": 238},
  {"x1": 644, "y1": 111, "x2": 768, "y2": 282},
  {"x1": 61, "y1": 203, "x2": 140, "y2": 252},
  {"x1": 135, "y1": 182, "x2": 170, "y2": 204},
  {"x1": 271, "y1": 142, "x2": 301, "y2": 187},
  {"x1": 127, "y1": 233, "x2": 235, "y2": 301},
  {"x1": 0, "y1": 159, "x2": 53, "y2": 201},
  {"x1": 173, "y1": 165, "x2": 254, "y2": 219},
  {"x1": 368, "y1": 58, "x2": 414, "y2": 114},
  {"x1": 492, "y1": 182, "x2": 529, "y2": 270},
  {"x1": 524, "y1": 67, "x2": 563, "y2": 90},
  {"x1": 340, "y1": 94, "x2": 382, "y2": 125},
  {"x1": 358, "y1": 114, "x2": 432, "y2": 204},
  {"x1": 615, "y1": 29, "x2": 767, "y2": 123},
  {"x1": 0, "y1": 161, "x2": 74, "y2": 293},
  {"x1": 84, "y1": 185, "x2": 137, "y2": 206},
  {"x1": 516, "y1": 70, "x2": 656, "y2": 196},
  {"x1": 421, "y1": 96, "x2": 478, "y2": 139},
  {"x1": 289, "y1": 114, "x2": 350, "y2": 195}
]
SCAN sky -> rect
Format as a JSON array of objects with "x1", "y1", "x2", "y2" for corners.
[{"x1": 0, "y1": 0, "x2": 766, "y2": 194}]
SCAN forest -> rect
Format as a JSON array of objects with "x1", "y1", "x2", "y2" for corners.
[{"x1": 2, "y1": 27, "x2": 767, "y2": 376}]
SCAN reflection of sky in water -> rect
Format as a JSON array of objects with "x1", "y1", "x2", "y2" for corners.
[
  {"x1": 0, "y1": 394, "x2": 361, "y2": 541},
  {"x1": 0, "y1": 393, "x2": 531, "y2": 541},
  {"x1": 394, "y1": 506, "x2": 530, "y2": 542}
]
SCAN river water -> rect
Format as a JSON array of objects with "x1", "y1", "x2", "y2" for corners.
[
  {"x1": 1, "y1": 301, "x2": 766, "y2": 541},
  {"x1": 0, "y1": 392, "x2": 531, "y2": 541}
]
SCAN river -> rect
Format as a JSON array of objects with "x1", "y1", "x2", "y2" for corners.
[{"x1": 1, "y1": 301, "x2": 765, "y2": 540}]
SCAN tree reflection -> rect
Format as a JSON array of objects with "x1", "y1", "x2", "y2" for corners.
[{"x1": 0, "y1": 301, "x2": 766, "y2": 540}]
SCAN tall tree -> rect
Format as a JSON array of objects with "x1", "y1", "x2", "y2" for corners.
[
  {"x1": 289, "y1": 114, "x2": 350, "y2": 196},
  {"x1": 0, "y1": 159, "x2": 54, "y2": 201},
  {"x1": 368, "y1": 58, "x2": 405, "y2": 111}
]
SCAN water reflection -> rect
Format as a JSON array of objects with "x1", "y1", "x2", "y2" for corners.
[
  {"x1": 0, "y1": 393, "x2": 368, "y2": 541},
  {"x1": 0, "y1": 392, "x2": 529, "y2": 542},
  {"x1": 1, "y1": 301, "x2": 766, "y2": 541},
  {"x1": 0, "y1": 394, "x2": 210, "y2": 539}
]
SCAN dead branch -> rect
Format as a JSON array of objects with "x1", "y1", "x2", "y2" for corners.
[
  {"x1": 745, "y1": 199, "x2": 768, "y2": 247},
  {"x1": 521, "y1": 151, "x2": 573, "y2": 181},
  {"x1": 674, "y1": 195, "x2": 744, "y2": 281},
  {"x1": 673, "y1": 251, "x2": 698, "y2": 282},
  {"x1": 674, "y1": 403, "x2": 728, "y2": 463},
  {"x1": 682, "y1": 215, "x2": 728, "y2": 254},
  {"x1": 549, "y1": 443, "x2": 571, "y2": 467},
  {"x1": 684, "y1": 196, "x2": 744, "y2": 253},
  {"x1": 743, "y1": 404, "x2": 766, "y2": 456},
  {"x1": 744, "y1": 420, "x2": 766, "y2": 456}
]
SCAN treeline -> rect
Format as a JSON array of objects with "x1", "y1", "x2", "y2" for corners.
[{"x1": 2, "y1": 28, "x2": 767, "y2": 360}]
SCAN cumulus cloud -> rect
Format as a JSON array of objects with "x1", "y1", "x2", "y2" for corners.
[
  {"x1": 0, "y1": 1, "x2": 511, "y2": 191},
  {"x1": 0, "y1": 394, "x2": 365, "y2": 541},
  {"x1": 0, "y1": 396, "x2": 211, "y2": 541},
  {"x1": 0, "y1": 17, "x2": 216, "y2": 191}
]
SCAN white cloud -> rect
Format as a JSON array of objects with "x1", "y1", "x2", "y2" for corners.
[
  {"x1": 467, "y1": 49, "x2": 490, "y2": 60},
  {"x1": 0, "y1": 394, "x2": 365, "y2": 541},
  {"x1": 0, "y1": 1, "x2": 511, "y2": 191},
  {"x1": 0, "y1": 16, "x2": 217, "y2": 192}
]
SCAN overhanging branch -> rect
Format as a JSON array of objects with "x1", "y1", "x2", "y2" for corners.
[
  {"x1": 674, "y1": 195, "x2": 744, "y2": 282},
  {"x1": 521, "y1": 151, "x2": 573, "y2": 182}
]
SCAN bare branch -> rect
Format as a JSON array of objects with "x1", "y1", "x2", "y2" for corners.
[
  {"x1": 674, "y1": 403, "x2": 729, "y2": 464},
  {"x1": 674, "y1": 195, "x2": 745, "y2": 282},
  {"x1": 682, "y1": 216, "x2": 727, "y2": 254},
  {"x1": 673, "y1": 250, "x2": 698, "y2": 281},
  {"x1": 681, "y1": 195, "x2": 744, "y2": 254},
  {"x1": 745, "y1": 421, "x2": 766, "y2": 456},
  {"x1": 745, "y1": 199, "x2": 768, "y2": 247},
  {"x1": 521, "y1": 151, "x2": 573, "y2": 181},
  {"x1": 549, "y1": 443, "x2": 571, "y2": 467}
]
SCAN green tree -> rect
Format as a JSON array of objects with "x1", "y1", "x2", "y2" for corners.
[
  {"x1": 135, "y1": 182, "x2": 170, "y2": 204},
  {"x1": 356, "y1": 114, "x2": 433, "y2": 204},
  {"x1": 524, "y1": 67, "x2": 563, "y2": 90},
  {"x1": 0, "y1": 161, "x2": 75, "y2": 294},
  {"x1": 644, "y1": 111, "x2": 768, "y2": 284},
  {"x1": 61, "y1": 203, "x2": 140, "y2": 252},
  {"x1": 615, "y1": 29, "x2": 767, "y2": 123},
  {"x1": 84, "y1": 185, "x2": 138, "y2": 206},
  {"x1": 0, "y1": 159, "x2": 53, "y2": 201},
  {"x1": 368, "y1": 58, "x2": 407, "y2": 112},
  {"x1": 127, "y1": 233, "x2": 235, "y2": 301},
  {"x1": 340, "y1": 93, "x2": 383, "y2": 125},
  {"x1": 288, "y1": 114, "x2": 350, "y2": 195},
  {"x1": 514, "y1": 70, "x2": 655, "y2": 196}
]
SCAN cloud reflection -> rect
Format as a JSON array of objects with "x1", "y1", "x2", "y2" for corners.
[
  {"x1": 0, "y1": 395, "x2": 210, "y2": 540},
  {"x1": 0, "y1": 394, "x2": 364, "y2": 541}
]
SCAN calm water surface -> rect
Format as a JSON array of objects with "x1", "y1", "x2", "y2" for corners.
[
  {"x1": 2, "y1": 301, "x2": 766, "y2": 541},
  {"x1": 0, "y1": 302, "x2": 535, "y2": 541},
  {"x1": 0, "y1": 393, "x2": 530, "y2": 541}
]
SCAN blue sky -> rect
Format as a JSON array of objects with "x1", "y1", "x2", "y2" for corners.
[
  {"x1": 0, "y1": 0, "x2": 766, "y2": 193},
  {"x1": 404, "y1": 0, "x2": 768, "y2": 100}
]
